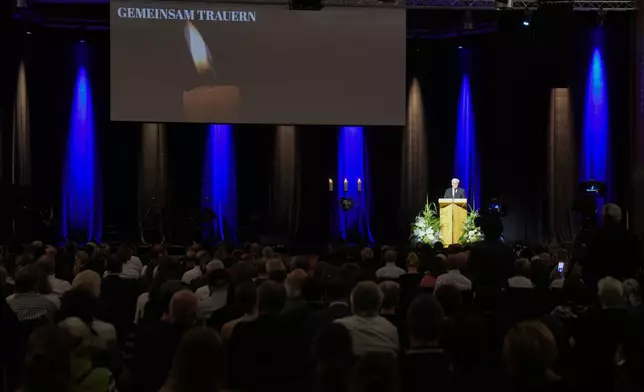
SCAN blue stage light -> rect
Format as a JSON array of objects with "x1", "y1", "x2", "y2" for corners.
[
  {"x1": 454, "y1": 73, "x2": 480, "y2": 209},
  {"x1": 202, "y1": 124, "x2": 237, "y2": 242},
  {"x1": 62, "y1": 43, "x2": 101, "y2": 242},
  {"x1": 582, "y1": 28, "x2": 610, "y2": 209},
  {"x1": 337, "y1": 126, "x2": 373, "y2": 243}
]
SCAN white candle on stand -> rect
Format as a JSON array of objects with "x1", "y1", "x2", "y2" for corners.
[
  {"x1": 328, "y1": 179, "x2": 333, "y2": 192},
  {"x1": 343, "y1": 178, "x2": 348, "y2": 192},
  {"x1": 357, "y1": 178, "x2": 362, "y2": 192}
]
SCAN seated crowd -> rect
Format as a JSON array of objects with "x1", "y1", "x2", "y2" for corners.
[{"x1": 0, "y1": 204, "x2": 643, "y2": 392}]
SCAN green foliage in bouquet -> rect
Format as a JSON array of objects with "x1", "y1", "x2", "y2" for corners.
[
  {"x1": 459, "y1": 208, "x2": 484, "y2": 245},
  {"x1": 411, "y1": 201, "x2": 443, "y2": 246}
]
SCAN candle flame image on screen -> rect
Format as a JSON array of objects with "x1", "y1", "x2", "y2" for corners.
[{"x1": 184, "y1": 20, "x2": 216, "y2": 79}]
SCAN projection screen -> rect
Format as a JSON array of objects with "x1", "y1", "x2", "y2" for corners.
[{"x1": 110, "y1": 2, "x2": 406, "y2": 126}]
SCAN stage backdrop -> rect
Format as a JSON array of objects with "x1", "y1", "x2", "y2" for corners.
[{"x1": 110, "y1": 2, "x2": 406, "y2": 126}]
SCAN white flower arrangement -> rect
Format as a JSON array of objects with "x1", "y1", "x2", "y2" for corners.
[
  {"x1": 459, "y1": 209, "x2": 484, "y2": 244},
  {"x1": 411, "y1": 202, "x2": 443, "y2": 246}
]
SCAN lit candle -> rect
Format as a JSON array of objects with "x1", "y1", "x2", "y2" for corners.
[
  {"x1": 357, "y1": 178, "x2": 362, "y2": 192},
  {"x1": 183, "y1": 21, "x2": 240, "y2": 123},
  {"x1": 343, "y1": 178, "x2": 348, "y2": 192},
  {"x1": 328, "y1": 178, "x2": 333, "y2": 192}
]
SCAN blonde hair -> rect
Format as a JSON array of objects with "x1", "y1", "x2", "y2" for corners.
[
  {"x1": 72, "y1": 270, "x2": 101, "y2": 297},
  {"x1": 406, "y1": 252, "x2": 420, "y2": 269}
]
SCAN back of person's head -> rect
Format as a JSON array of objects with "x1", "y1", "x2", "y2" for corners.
[
  {"x1": 166, "y1": 327, "x2": 225, "y2": 392},
  {"x1": 14, "y1": 265, "x2": 40, "y2": 294},
  {"x1": 159, "y1": 280, "x2": 186, "y2": 315},
  {"x1": 598, "y1": 276, "x2": 624, "y2": 308},
  {"x1": 406, "y1": 252, "x2": 419, "y2": 270},
  {"x1": 434, "y1": 284, "x2": 463, "y2": 317},
  {"x1": 262, "y1": 246, "x2": 275, "y2": 259},
  {"x1": 407, "y1": 294, "x2": 444, "y2": 344},
  {"x1": 257, "y1": 280, "x2": 287, "y2": 315},
  {"x1": 75, "y1": 251, "x2": 89, "y2": 273},
  {"x1": 15, "y1": 253, "x2": 35, "y2": 273},
  {"x1": 602, "y1": 203, "x2": 622, "y2": 225},
  {"x1": 351, "y1": 352, "x2": 399, "y2": 392},
  {"x1": 33, "y1": 262, "x2": 53, "y2": 295},
  {"x1": 235, "y1": 281, "x2": 257, "y2": 315},
  {"x1": 24, "y1": 326, "x2": 73, "y2": 392},
  {"x1": 106, "y1": 254, "x2": 123, "y2": 274},
  {"x1": 446, "y1": 253, "x2": 463, "y2": 271},
  {"x1": 72, "y1": 270, "x2": 101, "y2": 297},
  {"x1": 286, "y1": 268, "x2": 307, "y2": 299},
  {"x1": 378, "y1": 281, "x2": 400, "y2": 310},
  {"x1": 360, "y1": 247, "x2": 374, "y2": 263},
  {"x1": 266, "y1": 258, "x2": 286, "y2": 282},
  {"x1": 169, "y1": 290, "x2": 199, "y2": 326},
  {"x1": 58, "y1": 317, "x2": 94, "y2": 356},
  {"x1": 514, "y1": 258, "x2": 531, "y2": 278},
  {"x1": 325, "y1": 277, "x2": 350, "y2": 303},
  {"x1": 256, "y1": 257, "x2": 268, "y2": 276},
  {"x1": 383, "y1": 250, "x2": 397, "y2": 265},
  {"x1": 59, "y1": 288, "x2": 97, "y2": 324},
  {"x1": 36, "y1": 255, "x2": 55, "y2": 276},
  {"x1": 503, "y1": 320, "x2": 558, "y2": 382},
  {"x1": 351, "y1": 281, "x2": 383, "y2": 317}
]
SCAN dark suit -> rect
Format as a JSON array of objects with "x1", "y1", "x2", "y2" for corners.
[{"x1": 444, "y1": 187, "x2": 466, "y2": 199}]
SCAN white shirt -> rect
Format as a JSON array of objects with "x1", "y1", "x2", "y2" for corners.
[
  {"x1": 48, "y1": 275, "x2": 72, "y2": 297},
  {"x1": 181, "y1": 266, "x2": 203, "y2": 285},
  {"x1": 508, "y1": 276, "x2": 534, "y2": 289},
  {"x1": 195, "y1": 285, "x2": 228, "y2": 319},
  {"x1": 134, "y1": 292, "x2": 150, "y2": 324},
  {"x1": 376, "y1": 264, "x2": 406, "y2": 279},
  {"x1": 435, "y1": 270, "x2": 472, "y2": 291},
  {"x1": 335, "y1": 315, "x2": 399, "y2": 356},
  {"x1": 121, "y1": 256, "x2": 143, "y2": 280}
]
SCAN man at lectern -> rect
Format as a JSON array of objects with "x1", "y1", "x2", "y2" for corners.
[{"x1": 444, "y1": 178, "x2": 466, "y2": 199}]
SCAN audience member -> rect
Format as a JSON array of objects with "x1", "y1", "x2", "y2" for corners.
[
  {"x1": 402, "y1": 294, "x2": 450, "y2": 392},
  {"x1": 503, "y1": 320, "x2": 562, "y2": 391},
  {"x1": 228, "y1": 280, "x2": 289, "y2": 390},
  {"x1": 6, "y1": 265, "x2": 57, "y2": 323},
  {"x1": 507, "y1": 258, "x2": 534, "y2": 289},
  {"x1": 195, "y1": 261, "x2": 228, "y2": 320},
  {"x1": 59, "y1": 287, "x2": 117, "y2": 348},
  {"x1": 376, "y1": 250, "x2": 405, "y2": 279},
  {"x1": 59, "y1": 317, "x2": 116, "y2": 392},
  {"x1": 132, "y1": 289, "x2": 198, "y2": 392},
  {"x1": 72, "y1": 270, "x2": 101, "y2": 298},
  {"x1": 336, "y1": 281, "x2": 399, "y2": 356},
  {"x1": 161, "y1": 328, "x2": 226, "y2": 392},
  {"x1": 220, "y1": 281, "x2": 257, "y2": 340},
  {"x1": 37, "y1": 255, "x2": 71, "y2": 297},
  {"x1": 21, "y1": 325, "x2": 72, "y2": 392},
  {"x1": 435, "y1": 252, "x2": 472, "y2": 292}
]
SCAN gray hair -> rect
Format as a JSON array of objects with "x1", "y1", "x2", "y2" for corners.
[
  {"x1": 598, "y1": 276, "x2": 623, "y2": 308},
  {"x1": 350, "y1": 281, "x2": 383, "y2": 317},
  {"x1": 451, "y1": 178, "x2": 460, "y2": 184},
  {"x1": 602, "y1": 203, "x2": 622, "y2": 224}
]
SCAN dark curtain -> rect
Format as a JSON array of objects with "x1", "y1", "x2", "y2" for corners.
[
  {"x1": 269, "y1": 125, "x2": 301, "y2": 241},
  {"x1": 547, "y1": 88, "x2": 576, "y2": 244},
  {"x1": 400, "y1": 78, "x2": 428, "y2": 232}
]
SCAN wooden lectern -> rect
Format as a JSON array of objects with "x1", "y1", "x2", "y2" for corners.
[{"x1": 439, "y1": 198, "x2": 468, "y2": 245}]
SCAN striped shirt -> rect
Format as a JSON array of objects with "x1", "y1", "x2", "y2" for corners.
[{"x1": 6, "y1": 293, "x2": 57, "y2": 322}]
